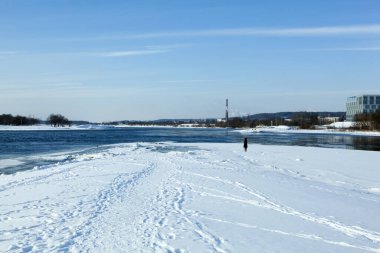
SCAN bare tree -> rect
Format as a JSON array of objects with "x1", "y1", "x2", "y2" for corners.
[
  {"x1": 354, "y1": 111, "x2": 380, "y2": 130},
  {"x1": 47, "y1": 114, "x2": 70, "y2": 127}
]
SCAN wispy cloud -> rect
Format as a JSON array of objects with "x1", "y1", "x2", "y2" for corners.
[
  {"x1": 130, "y1": 24, "x2": 380, "y2": 38},
  {"x1": 253, "y1": 89, "x2": 380, "y2": 97},
  {"x1": 95, "y1": 49, "x2": 166, "y2": 57},
  {"x1": 1, "y1": 82, "x2": 86, "y2": 93},
  {"x1": 159, "y1": 79, "x2": 233, "y2": 84},
  {"x1": 0, "y1": 47, "x2": 172, "y2": 58},
  {"x1": 57, "y1": 24, "x2": 380, "y2": 42},
  {"x1": 94, "y1": 44, "x2": 191, "y2": 57},
  {"x1": 0, "y1": 51, "x2": 19, "y2": 57},
  {"x1": 296, "y1": 47, "x2": 380, "y2": 52},
  {"x1": 0, "y1": 51, "x2": 18, "y2": 54},
  {"x1": 0, "y1": 84, "x2": 144, "y2": 99},
  {"x1": 5, "y1": 24, "x2": 380, "y2": 43}
]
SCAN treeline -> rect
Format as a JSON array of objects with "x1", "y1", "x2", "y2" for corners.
[
  {"x1": 106, "y1": 119, "x2": 217, "y2": 127},
  {"x1": 0, "y1": 114, "x2": 40, "y2": 126},
  {"x1": 217, "y1": 112, "x2": 345, "y2": 129},
  {"x1": 107, "y1": 112, "x2": 346, "y2": 129},
  {"x1": 354, "y1": 111, "x2": 380, "y2": 130},
  {"x1": 0, "y1": 113, "x2": 71, "y2": 127}
]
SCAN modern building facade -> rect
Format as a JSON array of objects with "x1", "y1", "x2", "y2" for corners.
[{"x1": 346, "y1": 95, "x2": 380, "y2": 121}]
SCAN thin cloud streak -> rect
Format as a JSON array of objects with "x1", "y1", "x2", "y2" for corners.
[
  {"x1": 0, "y1": 51, "x2": 19, "y2": 58},
  {"x1": 55, "y1": 24, "x2": 380, "y2": 42},
  {"x1": 253, "y1": 89, "x2": 380, "y2": 97},
  {"x1": 0, "y1": 48, "x2": 169, "y2": 58},
  {"x1": 159, "y1": 79, "x2": 234, "y2": 84},
  {"x1": 129, "y1": 24, "x2": 380, "y2": 38},
  {"x1": 0, "y1": 51, "x2": 19, "y2": 55},
  {"x1": 296, "y1": 47, "x2": 380, "y2": 52},
  {"x1": 0, "y1": 85, "x2": 144, "y2": 99},
  {"x1": 0, "y1": 82, "x2": 87, "y2": 93},
  {"x1": 95, "y1": 49, "x2": 166, "y2": 57}
]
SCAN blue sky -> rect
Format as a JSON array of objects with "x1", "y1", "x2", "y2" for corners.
[{"x1": 1, "y1": 0, "x2": 380, "y2": 121}]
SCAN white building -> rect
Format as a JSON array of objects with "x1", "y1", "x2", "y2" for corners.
[{"x1": 346, "y1": 95, "x2": 380, "y2": 121}]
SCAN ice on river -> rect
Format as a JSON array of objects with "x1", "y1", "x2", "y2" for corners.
[{"x1": 1, "y1": 143, "x2": 380, "y2": 252}]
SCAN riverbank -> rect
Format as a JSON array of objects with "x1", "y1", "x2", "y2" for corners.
[
  {"x1": 0, "y1": 124, "x2": 113, "y2": 131},
  {"x1": 236, "y1": 125, "x2": 380, "y2": 137},
  {"x1": 1, "y1": 143, "x2": 379, "y2": 252},
  {"x1": 0, "y1": 124, "x2": 210, "y2": 131},
  {"x1": 3, "y1": 124, "x2": 379, "y2": 139}
]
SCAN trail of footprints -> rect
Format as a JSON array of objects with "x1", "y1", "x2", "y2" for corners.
[{"x1": 184, "y1": 169, "x2": 380, "y2": 252}]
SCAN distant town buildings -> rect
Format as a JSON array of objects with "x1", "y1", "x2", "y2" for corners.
[
  {"x1": 319, "y1": 116, "x2": 340, "y2": 124},
  {"x1": 346, "y1": 95, "x2": 380, "y2": 121}
]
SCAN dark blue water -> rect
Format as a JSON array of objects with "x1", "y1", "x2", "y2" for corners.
[{"x1": 0, "y1": 127, "x2": 379, "y2": 174}]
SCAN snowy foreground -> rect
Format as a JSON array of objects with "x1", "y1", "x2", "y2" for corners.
[{"x1": 1, "y1": 143, "x2": 380, "y2": 252}]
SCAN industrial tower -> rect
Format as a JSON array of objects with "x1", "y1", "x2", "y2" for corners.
[{"x1": 225, "y1": 99, "x2": 229, "y2": 124}]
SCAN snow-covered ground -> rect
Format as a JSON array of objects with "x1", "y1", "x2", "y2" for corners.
[
  {"x1": 0, "y1": 124, "x2": 113, "y2": 131},
  {"x1": 236, "y1": 125, "x2": 380, "y2": 137},
  {"x1": 1, "y1": 143, "x2": 380, "y2": 252},
  {"x1": 114, "y1": 124, "x2": 213, "y2": 129},
  {"x1": 114, "y1": 124, "x2": 175, "y2": 128},
  {"x1": 330, "y1": 121, "x2": 356, "y2": 129}
]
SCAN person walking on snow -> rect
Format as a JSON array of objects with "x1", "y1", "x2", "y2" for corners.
[{"x1": 243, "y1": 137, "x2": 248, "y2": 152}]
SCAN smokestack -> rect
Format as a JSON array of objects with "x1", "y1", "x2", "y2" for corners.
[{"x1": 225, "y1": 99, "x2": 229, "y2": 124}]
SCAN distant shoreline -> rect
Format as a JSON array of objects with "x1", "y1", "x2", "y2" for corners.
[
  {"x1": 0, "y1": 124, "x2": 220, "y2": 131},
  {"x1": 0, "y1": 124, "x2": 113, "y2": 131},
  {"x1": 0, "y1": 124, "x2": 213, "y2": 131},
  {"x1": 1, "y1": 124, "x2": 380, "y2": 137},
  {"x1": 234, "y1": 126, "x2": 380, "y2": 137}
]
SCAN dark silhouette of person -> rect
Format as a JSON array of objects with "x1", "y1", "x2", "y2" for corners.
[{"x1": 243, "y1": 138, "x2": 248, "y2": 152}]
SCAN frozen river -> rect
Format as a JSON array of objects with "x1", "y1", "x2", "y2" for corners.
[{"x1": 1, "y1": 127, "x2": 379, "y2": 174}]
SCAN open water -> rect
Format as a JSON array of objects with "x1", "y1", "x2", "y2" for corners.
[{"x1": 0, "y1": 127, "x2": 379, "y2": 174}]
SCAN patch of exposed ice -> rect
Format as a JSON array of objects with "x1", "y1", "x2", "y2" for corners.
[
  {"x1": 0, "y1": 159, "x2": 24, "y2": 169},
  {"x1": 368, "y1": 188, "x2": 380, "y2": 195}
]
